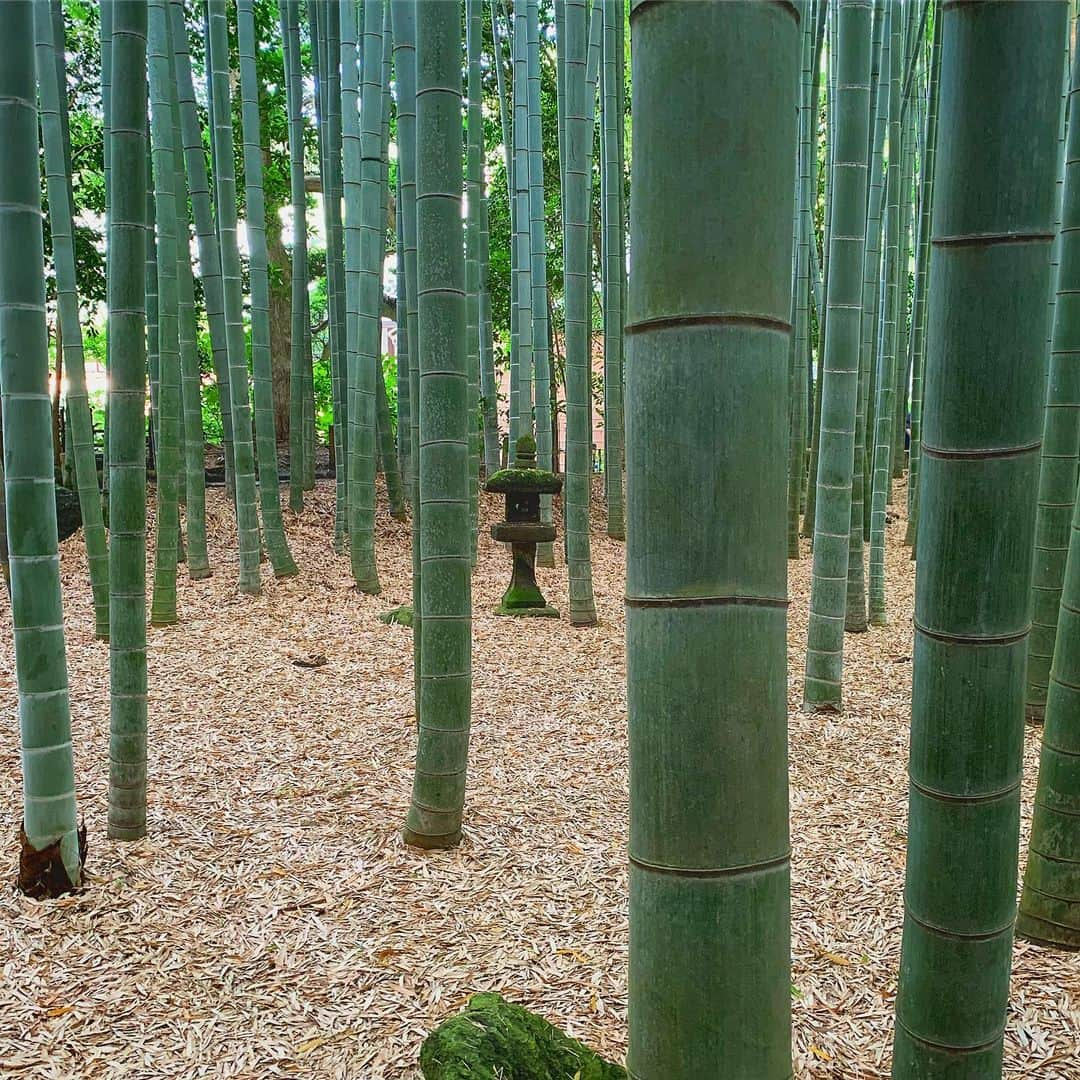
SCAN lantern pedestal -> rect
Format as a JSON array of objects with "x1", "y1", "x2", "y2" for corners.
[{"x1": 485, "y1": 435, "x2": 563, "y2": 619}]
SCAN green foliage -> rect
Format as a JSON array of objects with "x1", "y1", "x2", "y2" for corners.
[
  {"x1": 378, "y1": 605, "x2": 413, "y2": 628},
  {"x1": 419, "y1": 993, "x2": 625, "y2": 1080}
]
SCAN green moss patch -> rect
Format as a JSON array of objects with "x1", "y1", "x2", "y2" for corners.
[
  {"x1": 378, "y1": 605, "x2": 413, "y2": 628},
  {"x1": 419, "y1": 993, "x2": 626, "y2": 1080},
  {"x1": 485, "y1": 467, "x2": 563, "y2": 494}
]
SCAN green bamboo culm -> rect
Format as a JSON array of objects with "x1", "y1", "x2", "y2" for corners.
[
  {"x1": 146, "y1": 162, "x2": 160, "y2": 465},
  {"x1": 0, "y1": 414, "x2": 8, "y2": 594},
  {"x1": 1018, "y1": 499, "x2": 1080, "y2": 946},
  {"x1": 891, "y1": 3, "x2": 1067, "y2": 1074},
  {"x1": 395, "y1": 191, "x2": 412, "y2": 495},
  {"x1": 328, "y1": 1, "x2": 348, "y2": 550},
  {"x1": 1026, "y1": 34, "x2": 1080, "y2": 724},
  {"x1": 560, "y1": 0, "x2": 597, "y2": 627},
  {"x1": 309, "y1": 1, "x2": 333, "y2": 531},
  {"x1": 527, "y1": 0, "x2": 556, "y2": 565},
  {"x1": 600, "y1": 0, "x2": 625, "y2": 543},
  {"x1": 465, "y1": 0, "x2": 483, "y2": 556},
  {"x1": 402, "y1": 0, "x2": 472, "y2": 851},
  {"x1": 376, "y1": 11, "x2": 407, "y2": 526},
  {"x1": 297, "y1": 2, "x2": 316, "y2": 496},
  {"x1": 107, "y1": 0, "x2": 150, "y2": 843},
  {"x1": 146, "y1": 158, "x2": 160, "y2": 473},
  {"x1": 315, "y1": 0, "x2": 349, "y2": 553},
  {"x1": 853, "y1": 1, "x2": 889, "y2": 599},
  {"x1": 491, "y1": 1, "x2": 518, "y2": 453},
  {"x1": 169, "y1": 0, "x2": 235, "y2": 513},
  {"x1": 1018, "y1": 25, "x2": 1080, "y2": 937},
  {"x1": 237, "y1": 0, "x2": 298, "y2": 581},
  {"x1": 33, "y1": 0, "x2": 110, "y2": 640},
  {"x1": 626, "y1": 1, "x2": 797, "y2": 1074},
  {"x1": 472, "y1": 0, "x2": 499, "y2": 481},
  {"x1": 148, "y1": 0, "x2": 183, "y2": 626},
  {"x1": 170, "y1": 42, "x2": 210, "y2": 582},
  {"x1": 866, "y1": 0, "x2": 901, "y2": 625},
  {"x1": 390, "y1": 0, "x2": 423, "y2": 732},
  {"x1": 207, "y1": 0, "x2": 263, "y2": 595},
  {"x1": 478, "y1": 173, "x2": 501, "y2": 479},
  {"x1": 903, "y1": 0, "x2": 942, "y2": 556},
  {"x1": 803, "y1": 0, "x2": 873, "y2": 713},
  {"x1": 890, "y1": 95, "x2": 915, "y2": 488},
  {"x1": 99, "y1": 0, "x2": 112, "y2": 507},
  {"x1": 1019, "y1": 314, "x2": 1080, "y2": 945},
  {"x1": 2, "y1": 0, "x2": 84, "y2": 896},
  {"x1": 800, "y1": 0, "x2": 828, "y2": 544},
  {"x1": 281, "y1": 0, "x2": 310, "y2": 514},
  {"x1": 341, "y1": 0, "x2": 381, "y2": 591},
  {"x1": 787, "y1": 2, "x2": 814, "y2": 559},
  {"x1": 845, "y1": 0, "x2": 886, "y2": 634},
  {"x1": 512, "y1": 0, "x2": 534, "y2": 456}
]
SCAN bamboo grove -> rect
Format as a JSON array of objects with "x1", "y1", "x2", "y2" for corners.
[{"x1": 2, "y1": 0, "x2": 1079, "y2": 1075}]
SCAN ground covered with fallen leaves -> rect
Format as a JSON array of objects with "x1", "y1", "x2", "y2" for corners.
[{"x1": 1, "y1": 478, "x2": 1077, "y2": 1078}]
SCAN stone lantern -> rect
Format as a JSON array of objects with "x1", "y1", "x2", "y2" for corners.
[{"x1": 485, "y1": 434, "x2": 563, "y2": 617}]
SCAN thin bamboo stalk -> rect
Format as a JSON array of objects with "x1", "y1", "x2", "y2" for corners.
[{"x1": 34, "y1": 1, "x2": 110, "y2": 637}]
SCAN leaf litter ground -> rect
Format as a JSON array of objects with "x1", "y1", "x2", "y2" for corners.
[{"x1": 0, "y1": 478, "x2": 1076, "y2": 1078}]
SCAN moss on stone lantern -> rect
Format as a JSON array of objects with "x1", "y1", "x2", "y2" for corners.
[{"x1": 485, "y1": 435, "x2": 563, "y2": 617}]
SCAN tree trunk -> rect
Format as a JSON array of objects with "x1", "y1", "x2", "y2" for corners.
[
  {"x1": 107, "y1": 0, "x2": 150, "y2": 843},
  {"x1": 558, "y1": 0, "x2": 598, "y2": 627},
  {"x1": 625, "y1": 2, "x2": 796, "y2": 1073},
  {"x1": 2, "y1": 0, "x2": 83, "y2": 893},
  {"x1": 891, "y1": 2, "x2": 1066, "y2": 1072},
  {"x1": 402, "y1": 0, "x2": 472, "y2": 851},
  {"x1": 35, "y1": 0, "x2": 111, "y2": 638},
  {"x1": 802, "y1": 0, "x2": 872, "y2": 712}
]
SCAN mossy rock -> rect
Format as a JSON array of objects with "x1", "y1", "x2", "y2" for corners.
[
  {"x1": 419, "y1": 993, "x2": 625, "y2": 1080},
  {"x1": 379, "y1": 605, "x2": 413, "y2": 628},
  {"x1": 485, "y1": 467, "x2": 563, "y2": 495}
]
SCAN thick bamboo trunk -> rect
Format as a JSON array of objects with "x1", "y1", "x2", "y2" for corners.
[
  {"x1": 402, "y1": 0, "x2": 472, "y2": 851},
  {"x1": 2, "y1": 0, "x2": 84, "y2": 894},
  {"x1": 892, "y1": 3, "x2": 1067, "y2": 1072},
  {"x1": 1026, "y1": 35, "x2": 1080, "y2": 724},
  {"x1": 626, "y1": 1, "x2": 797, "y2": 1073}
]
